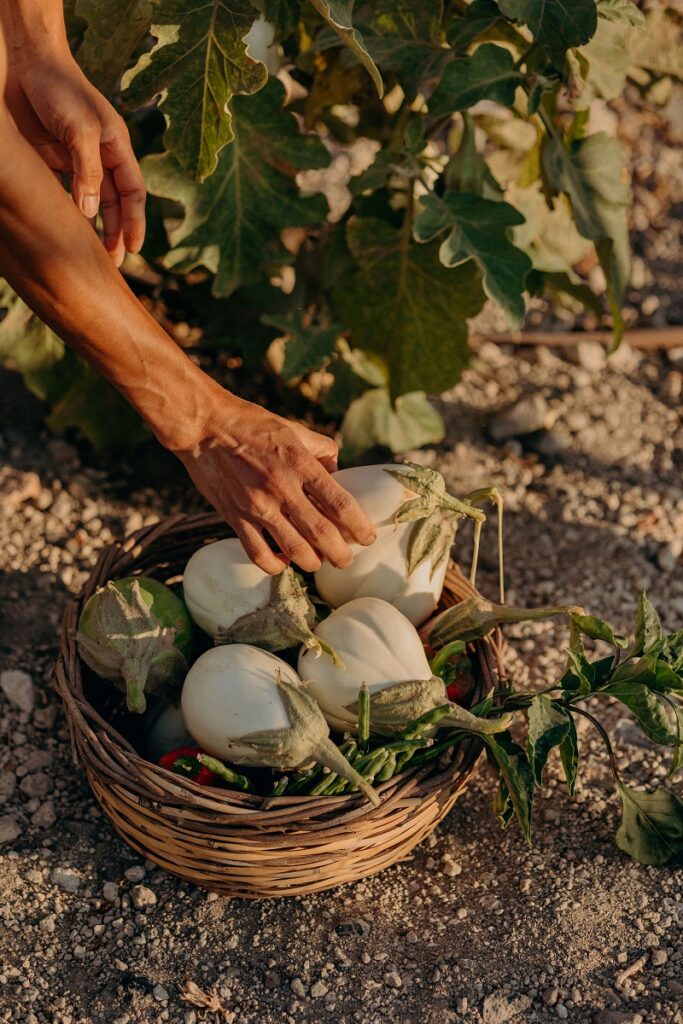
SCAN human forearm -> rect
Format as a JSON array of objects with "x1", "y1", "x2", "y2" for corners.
[
  {"x1": 0, "y1": 0, "x2": 69, "y2": 63},
  {"x1": 0, "y1": 113, "x2": 217, "y2": 450}
]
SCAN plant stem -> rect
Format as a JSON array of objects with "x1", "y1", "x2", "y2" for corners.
[
  {"x1": 358, "y1": 683, "x2": 371, "y2": 747},
  {"x1": 514, "y1": 41, "x2": 538, "y2": 70},
  {"x1": 430, "y1": 640, "x2": 467, "y2": 678},
  {"x1": 569, "y1": 706, "x2": 621, "y2": 782}
]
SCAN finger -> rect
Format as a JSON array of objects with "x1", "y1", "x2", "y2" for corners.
[
  {"x1": 317, "y1": 451, "x2": 338, "y2": 474},
  {"x1": 65, "y1": 116, "x2": 104, "y2": 218},
  {"x1": 101, "y1": 116, "x2": 146, "y2": 253},
  {"x1": 261, "y1": 515, "x2": 323, "y2": 573},
  {"x1": 285, "y1": 496, "x2": 352, "y2": 568},
  {"x1": 100, "y1": 170, "x2": 125, "y2": 266},
  {"x1": 289, "y1": 422, "x2": 339, "y2": 465},
  {"x1": 305, "y1": 467, "x2": 376, "y2": 546},
  {"x1": 234, "y1": 521, "x2": 289, "y2": 576}
]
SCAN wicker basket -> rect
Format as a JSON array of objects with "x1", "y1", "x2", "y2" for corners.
[{"x1": 53, "y1": 513, "x2": 506, "y2": 899}]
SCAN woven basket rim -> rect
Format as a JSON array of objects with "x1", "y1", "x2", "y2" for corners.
[{"x1": 53, "y1": 512, "x2": 507, "y2": 824}]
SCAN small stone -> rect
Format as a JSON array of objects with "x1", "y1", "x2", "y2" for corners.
[
  {"x1": 556, "y1": 1006, "x2": 568, "y2": 1020},
  {"x1": 39, "y1": 915, "x2": 56, "y2": 934},
  {"x1": 30, "y1": 802, "x2": 56, "y2": 828},
  {"x1": 102, "y1": 882, "x2": 119, "y2": 902},
  {"x1": 441, "y1": 857, "x2": 462, "y2": 877},
  {"x1": 456, "y1": 908, "x2": 468, "y2": 920},
  {"x1": 543, "y1": 987, "x2": 559, "y2": 1006},
  {"x1": 489, "y1": 395, "x2": 552, "y2": 441},
  {"x1": 152, "y1": 985, "x2": 169, "y2": 1002},
  {"x1": 0, "y1": 772, "x2": 17, "y2": 805},
  {"x1": 575, "y1": 341, "x2": 607, "y2": 372},
  {"x1": 519, "y1": 878, "x2": 532, "y2": 893},
  {"x1": 33, "y1": 706, "x2": 58, "y2": 730},
  {"x1": 527, "y1": 425, "x2": 572, "y2": 457},
  {"x1": 384, "y1": 972, "x2": 402, "y2": 989},
  {"x1": 1, "y1": 670, "x2": 35, "y2": 713},
  {"x1": 0, "y1": 468, "x2": 41, "y2": 514},
  {"x1": 19, "y1": 773, "x2": 53, "y2": 798},
  {"x1": 310, "y1": 981, "x2": 328, "y2": 999},
  {"x1": 184, "y1": 1013, "x2": 197, "y2": 1024},
  {"x1": 651, "y1": 949, "x2": 668, "y2": 966},
  {"x1": 124, "y1": 865, "x2": 146, "y2": 883},
  {"x1": 0, "y1": 815, "x2": 21, "y2": 845},
  {"x1": 290, "y1": 978, "x2": 308, "y2": 998},
  {"x1": 19, "y1": 749, "x2": 52, "y2": 773},
  {"x1": 406, "y1": 931, "x2": 418, "y2": 943},
  {"x1": 51, "y1": 867, "x2": 81, "y2": 893},
  {"x1": 131, "y1": 885, "x2": 157, "y2": 909},
  {"x1": 657, "y1": 540, "x2": 682, "y2": 573},
  {"x1": 114, "y1": 959, "x2": 128, "y2": 971}
]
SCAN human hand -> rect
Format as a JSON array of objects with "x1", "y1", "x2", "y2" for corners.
[
  {"x1": 4, "y1": 44, "x2": 145, "y2": 265},
  {"x1": 174, "y1": 392, "x2": 377, "y2": 575}
]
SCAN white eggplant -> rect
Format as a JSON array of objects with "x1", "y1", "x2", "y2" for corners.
[
  {"x1": 180, "y1": 645, "x2": 380, "y2": 805},
  {"x1": 298, "y1": 597, "x2": 512, "y2": 738},
  {"x1": 314, "y1": 464, "x2": 485, "y2": 626},
  {"x1": 183, "y1": 538, "x2": 339, "y2": 661},
  {"x1": 144, "y1": 700, "x2": 195, "y2": 762}
]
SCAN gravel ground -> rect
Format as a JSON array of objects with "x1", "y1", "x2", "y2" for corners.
[{"x1": 1, "y1": 338, "x2": 682, "y2": 1024}]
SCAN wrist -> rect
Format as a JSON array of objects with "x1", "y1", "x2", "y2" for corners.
[
  {"x1": 146, "y1": 368, "x2": 243, "y2": 457},
  {"x1": 1, "y1": 2, "x2": 70, "y2": 67}
]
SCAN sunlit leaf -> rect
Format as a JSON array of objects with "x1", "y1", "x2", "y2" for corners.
[
  {"x1": 142, "y1": 80, "x2": 330, "y2": 296},
  {"x1": 341, "y1": 387, "x2": 445, "y2": 459},
  {"x1": 122, "y1": 0, "x2": 268, "y2": 181},
  {"x1": 308, "y1": 0, "x2": 384, "y2": 96}
]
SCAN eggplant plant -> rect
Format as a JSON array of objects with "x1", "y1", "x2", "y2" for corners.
[{"x1": 0, "y1": 0, "x2": 673, "y2": 456}]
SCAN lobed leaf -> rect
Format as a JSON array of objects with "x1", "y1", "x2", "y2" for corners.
[
  {"x1": 497, "y1": 0, "x2": 598, "y2": 66},
  {"x1": 122, "y1": 0, "x2": 268, "y2": 182},
  {"x1": 333, "y1": 217, "x2": 485, "y2": 399},
  {"x1": 413, "y1": 192, "x2": 531, "y2": 329},
  {"x1": 448, "y1": 0, "x2": 502, "y2": 52},
  {"x1": 262, "y1": 312, "x2": 341, "y2": 379},
  {"x1": 341, "y1": 388, "x2": 445, "y2": 460},
  {"x1": 429, "y1": 43, "x2": 522, "y2": 115},
  {"x1": 142, "y1": 79, "x2": 330, "y2": 297}
]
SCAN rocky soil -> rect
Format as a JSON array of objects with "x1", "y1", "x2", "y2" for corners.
[{"x1": 1, "y1": 336, "x2": 682, "y2": 1024}]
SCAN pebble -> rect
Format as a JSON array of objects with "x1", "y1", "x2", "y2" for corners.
[
  {"x1": 1, "y1": 669, "x2": 35, "y2": 713},
  {"x1": 103, "y1": 881, "x2": 119, "y2": 902},
  {"x1": 310, "y1": 980, "x2": 328, "y2": 998},
  {"x1": 39, "y1": 915, "x2": 56, "y2": 934},
  {"x1": 131, "y1": 885, "x2": 157, "y2": 909},
  {"x1": 651, "y1": 949, "x2": 668, "y2": 966},
  {"x1": 19, "y1": 773, "x2": 53, "y2": 798},
  {"x1": 152, "y1": 985, "x2": 169, "y2": 1002},
  {"x1": 51, "y1": 867, "x2": 81, "y2": 893},
  {"x1": 124, "y1": 865, "x2": 146, "y2": 883},
  {"x1": 488, "y1": 395, "x2": 552, "y2": 441},
  {"x1": 0, "y1": 772, "x2": 17, "y2": 805},
  {"x1": 0, "y1": 815, "x2": 21, "y2": 845},
  {"x1": 440, "y1": 856, "x2": 462, "y2": 877},
  {"x1": 290, "y1": 978, "x2": 308, "y2": 997},
  {"x1": 30, "y1": 802, "x2": 56, "y2": 828},
  {"x1": 384, "y1": 971, "x2": 402, "y2": 989},
  {"x1": 543, "y1": 986, "x2": 559, "y2": 1006}
]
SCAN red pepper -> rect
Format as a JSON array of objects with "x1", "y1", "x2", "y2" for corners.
[{"x1": 158, "y1": 746, "x2": 216, "y2": 785}]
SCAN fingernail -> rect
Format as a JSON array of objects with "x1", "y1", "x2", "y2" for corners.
[{"x1": 82, "y1": 195, "x2": 99, "y2": 218}]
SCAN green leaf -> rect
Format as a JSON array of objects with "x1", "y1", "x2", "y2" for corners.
[
  {"x1": 429, "y1": 44, "x2": 523, "y2": 115},
  {"x1": 485, "y1": 732, "x2": 534, "y2": 842},
  {"x1": 631, "y1": 590, "x2": 663, "y2": 657},
  {"x1": 596, "y1": 0, "x2": 644, "y2": 27},
  {"x1": 542, "y1": 131, "x2": 630, "y2": 344},
  {"x1": 356, "y1": 3, "x2": 449, "y2": 99},
  {"x1": 616, "y1": 783, "x2": 683, "y2": 866},
  {"x1": 75, "y1": 0, "x2": 153, "y2": 93},
  {"x1": 445, "y1": 114, "x2": 504, "y2": 200},
  {"x1": 122, "y1": 0, "x2": 268, "y2": 181},
  {"x1": 333, "y1": 217, "x2": 485, "y2": 399},
  {"x1": 559, "y1": 713, "x2": 579, "y2": 795},
  {"x1": 497, "y1": 0, "x2": 598, "y2": 66},
  {"x1": 661, "y1": 630, "x2": 683, "y2": 675},
  {"x1": 627, "y1": 7, "x2": 683, "y2": 78},
  {"x1": 142, "y1": 79, "x2": 330, "y2": 297},
  {"x1": 308, "y1": 0, "x2": 384, "y2": 97},
  {"x1": 598, "y1": 682, "x2": 680, "y2": 746},
  {"x1": 340, "y1": 388, "x2": 445, "y2": 460},
  {"x1": 574, "y1": 18, "x2": 634, "y2": 110},
  {"x1": 255, "y1": 0, "x2": 302, "y2": 40},
  {"x1": 527, "y1": 695, "x2": 572, "y2": 786},
  {"x1": 494, "y1": 777, "x2": 516, "y2": 828},
  {"x1": 413, "y1": 192, "x2": 531, "y2": 329},
  {"x1": 448, "y1": 0, "x2": 502, "y2": 51},
  {"x1": 262, "y1": 312, "x2": 340, "y2": 379},
  {"x1": 570, "y1": 612, "x2": 628, "y2": 648}
]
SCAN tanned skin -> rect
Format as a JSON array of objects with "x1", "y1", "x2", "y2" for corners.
[{"x1": 0, "y1": 1, "x2": 376, "y2": 573}]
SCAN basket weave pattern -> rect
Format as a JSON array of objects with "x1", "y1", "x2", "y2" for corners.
[{"x1": 54, "y1": 513, "x2": 505, "y2": 899}]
